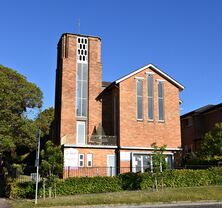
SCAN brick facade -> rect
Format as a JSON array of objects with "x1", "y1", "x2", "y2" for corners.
[
  {"x1": 181, "y1": 103, "x2": 222, "y2": 154},
  {"x1": 54, "y1": 33, "x2": 184, "y2": 177},
  {"x1": 118, "y1": 67, "x2": 181, "y2": 148}
]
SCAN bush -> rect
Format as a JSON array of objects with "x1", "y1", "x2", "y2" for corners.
[
  {"x1": 6, "y1": 167, "x2": 222, "y2": 199},
  {"x1": 6, "y1": 176, "x2": 122, "y2": 198},
  {"x1": 162, "y1": 169, "x2": 211, "y2": 187},
  {"x1": 56, "y1": 176, "x2": 122, "y2": 195},
  {"x1": 6, "y1": 181, "x2": 36, "y2": 199},
  {"x1": 119, "y1": 172, "x2": 142, "y2": 190}
]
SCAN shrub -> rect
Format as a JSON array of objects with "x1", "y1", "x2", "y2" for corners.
[
  {"x1": 6, "y1": 181, "x2": 36, "y2": 199},
  {"x1": 6, "y1": 176, "x2": 122, "y2": 198},
  {"x1": 56, "y1": 176, "x2": 122, "y2": 195},
  {"x1": 119, "y1": 172, "x2": 142, "y2": 190},
  {"x1": 6, "y1": 167, "x2": 222, "y2": 199}
]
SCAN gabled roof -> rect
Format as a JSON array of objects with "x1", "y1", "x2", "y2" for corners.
[
  {"x1": 97, "y1": 63, "x2": 184, "y2": 100},
  {"x1": 181, "y1": 103, "x2": 222, "y2": 119},
  {"x1": 115, "y1": 63, "x2": 184, "y2": 90}
]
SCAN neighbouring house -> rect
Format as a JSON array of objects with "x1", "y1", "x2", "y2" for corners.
[
  {"x1": 54, "y1": 33, "x2": 184, "y2": 177},
  {"x1": 181, "y1": 103, "x2": 222, "y2": 154}
]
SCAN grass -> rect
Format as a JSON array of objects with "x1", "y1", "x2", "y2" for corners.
[{"x1": 8, "y1": 186, "x2": 222, "y2": 208}]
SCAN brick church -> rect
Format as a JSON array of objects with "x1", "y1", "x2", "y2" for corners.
[{"x1": 54, "y1": 33, "x2": 184, "y2": 177}]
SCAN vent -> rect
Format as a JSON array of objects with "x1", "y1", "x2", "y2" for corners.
[{"x1": 77, "y1": 37, "x2": 88, "y2": 62}]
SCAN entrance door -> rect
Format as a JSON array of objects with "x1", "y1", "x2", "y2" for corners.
[{"x1": 107, "y1": 155, "x2": 116, "y2": 176}]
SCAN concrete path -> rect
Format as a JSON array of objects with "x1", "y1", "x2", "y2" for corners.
[
  {"x1": 0, "y1": 198, "x2": 11, "y2": 208},
  {"x1": 71, "y1": 202, "x2": 222, "y2": 208}
]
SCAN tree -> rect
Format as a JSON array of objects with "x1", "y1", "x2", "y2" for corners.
[
  {"x1": 40, "y1": 140, "x2": 63, "y2": 178},
  {"x1": 0, "y1": 65, "x2": 42, "y2": 173},
  {"x1": 200, "y1": 123, "x2": 222, "y2": 160},
  {"x1": 35, "y1": 107, "x2": 54, "y2": 139},
  {"x1": 151, "y1": 143, "x2": 167, "y2": 191},
  {"x1": 151, "y1": 143, "x2": 167, "y2": 173}
]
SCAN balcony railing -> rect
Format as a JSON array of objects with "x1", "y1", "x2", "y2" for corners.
[{"x1": 87, "y1": 135, "x2": 117, "y2": 146}]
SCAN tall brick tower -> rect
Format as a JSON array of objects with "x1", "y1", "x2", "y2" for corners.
[{"x1": 54, "y1": 33, "x2": 102, "y2": 146}]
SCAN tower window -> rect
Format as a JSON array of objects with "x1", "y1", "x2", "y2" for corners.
[{"x1": 77, "y1": 37, "x2": 88, "y2": 62}]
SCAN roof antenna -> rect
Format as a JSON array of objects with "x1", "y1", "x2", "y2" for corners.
[{"x1": 77, "y1": 19, "x2": 80, "y2": 34}]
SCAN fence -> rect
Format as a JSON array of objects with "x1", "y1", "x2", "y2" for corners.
[
  {"x1": 64, "y1": 166, "x2": 131, "y2": 178},
  {"x1": 10, "y1": 164, "x2": 220, "y2": 182}
]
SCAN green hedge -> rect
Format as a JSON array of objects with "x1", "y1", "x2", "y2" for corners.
[
  {"x1": 56, "y1": 176, "x2": 122, "y2": 195},
  {"x1": 6, "y1": 167, "x2": 222, "y2": 199}
]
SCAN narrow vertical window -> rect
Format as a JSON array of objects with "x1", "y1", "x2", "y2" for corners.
[
  {"x1": 147, "y1": 74, "x2": 153, "y2": 120},
  {"x1": 113, "y1": 95, "x2": 116, "y2": 136},
  {"x1": 77, "y1": 121, "x2": 86, "y2": 144},
  {"x1": 158, "y1": 81, "x2": 164, "y2": 121},
  {"x1": 76, "y1": 37, "x2": 88, "y2": 118},
  {"x1": 136, "y1": 79, "x2": 143, "y2": 120},
  {"x1": 87, "y1": 154, "x2": 93, "y2": 167},
  {"x1": 79, "y1": 154, "x2": 84, "y2": 167},
  {"x1": 76, "y1": 63, "x2": 87, "y2": 117}
]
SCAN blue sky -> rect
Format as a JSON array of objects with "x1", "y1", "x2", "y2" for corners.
[{"x1": 0, "y1": 0, "x2": 221, "y2": 115}]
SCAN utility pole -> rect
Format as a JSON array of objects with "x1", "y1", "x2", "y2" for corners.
[{"x1": 35, "y1": 129, "x2": 41, "y2": 205}]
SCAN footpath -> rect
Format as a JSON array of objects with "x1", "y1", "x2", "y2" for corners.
[{"x1": 0, "y1": 198, "x2": 11, "y2": 208}]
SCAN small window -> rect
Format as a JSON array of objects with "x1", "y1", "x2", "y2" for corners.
[
  {"x1": 77, "y1": 121, "x2": 86, "y2": 144},
  {"x1": 79, "y1": 154, "x2": 84, "y2": 167},
  {"x1": 158, "y1": 81, "x2": 164, "y2": 121},
  {"x1": 136, "y1": 79, "x2": 143, "y2": 120},
  {"x1": 185, "y1": 118, "x2": 193, "y2": 127},
  {"x1": 87, "y1": 154, "x2": 93, "y2": 167}
]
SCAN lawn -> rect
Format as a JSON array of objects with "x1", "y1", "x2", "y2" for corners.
[{"x1": 9, "y1": 186, "x2": 222, "y2": 208}]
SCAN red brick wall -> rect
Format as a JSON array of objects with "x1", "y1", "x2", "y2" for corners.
[
  {"x1": 88, "y1": 38, "x2": 102, "y2": 137},
  {"x1": 60, "y1": 35, "x2": 77, "y2": 144},
  {"x1": 181, "y1": 118, "x2": 196, "y2": 152},
  {"x1": 119, "y1": 66, "x2": 181, "y2": 149},
  {"x1": 63, "y1": 148, "x2": 116, "y2": 178},
  {"x1": 102, "y1": 87, "x2": 119, "y2": 137},
  {"x1": 203, "y1": 110, "x2": 222, "y2": 133},
  {"x1": 181, "y1": 107, "x2": 222, "y2": 153},
  {"x1": 54, "y1": 34, "x2": 102, "y2": 145}
]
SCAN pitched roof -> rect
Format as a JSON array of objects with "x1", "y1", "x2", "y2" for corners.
[
  {"x1": 114, "y1": 63, "x2": 184, "y2": 90},
  {"x1": 97, "y1": 63, "x2": 184, "y2": 100},
  {"x1": 102, "y1": 81, "x2": 112, "y2": 88},
  {"x1": 181, "y1": 103, "x2": 222, "y2": 119}
]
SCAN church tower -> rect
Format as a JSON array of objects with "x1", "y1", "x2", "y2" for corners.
[{"x1": 54, "y1": 33, "x2": 102, "y2": 146}]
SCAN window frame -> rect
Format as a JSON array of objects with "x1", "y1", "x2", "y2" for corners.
[
  {"x1": 79, "y1": 154, "x2": 84, "y2": 167},
  {"x1": 147, "y1": 73, "x2": 154, "y2": 121},
  {"x1": 76, "y1": 121, "x2": 86, "y2": 144},
  {"x1": 86, "y1": 153, "x2": 93, "y2": 167},
  {"x1": 157, "y1": 80, "x2": 165, "y2": 122},
  {"x1": 136, "y1": 78, "x2": 144, "y2": 121},
  {"x1": 76, "y1": 62, "x2": 88, "y2": 118}
]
